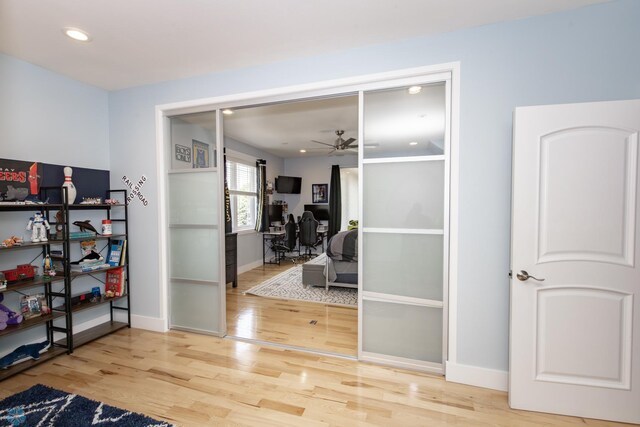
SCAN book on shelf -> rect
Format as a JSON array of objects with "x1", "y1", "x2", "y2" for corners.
[
  {"x1": 69, "y1": 231, "x2": 97, "y2": 239},
  {"x1": 70, "y1": 262, "x2": 110, "y2": 273},
  {"x1": 105, "y1": 267, "x2": 125, "y2": 297},
  {"x1": 107, "y1": 239, "x2": 126, "y2": 267}
]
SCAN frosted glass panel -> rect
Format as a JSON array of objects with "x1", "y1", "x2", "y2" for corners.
[
  {"x1": 170, "y1": 228, "x2": 219, "y2": 281},
  {"x1": 170, "y1": 280, "x2": 220, "y2": 332},
  {"x1": 169, "y1": 172, "x2": 218, "y2": 225},
  {"x1": 363, "y1": 83, "x2": 446, "y2": 159},
  {"x1": 363, "y1": 300, "x2": 442, "y2": 363},
  {"x1": 363, "y1": 161, "x2": 444, "y2": 229},
  {"x1": 363, "y1": 233, "x2": 443, "y2": 301}
]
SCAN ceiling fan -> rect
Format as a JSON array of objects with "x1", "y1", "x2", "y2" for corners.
[{"x1": 311, "y1": 130, "x2": 357, "y2": 154}]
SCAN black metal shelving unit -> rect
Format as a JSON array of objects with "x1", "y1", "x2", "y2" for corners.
[{"x1": 0, "y1": 188, "x2": 131, "y2": 380}]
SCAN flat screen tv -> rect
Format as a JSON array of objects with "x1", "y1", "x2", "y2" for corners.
[
  {"x1": 304, "y1": 204, "x2": 330, "y2": 221},
  {"x1": 275, "y1": 176, "x2": 302, "y2": 194}
]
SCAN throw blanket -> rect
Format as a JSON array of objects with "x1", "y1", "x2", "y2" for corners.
[{"x1": 326, "y1": 229, "x2": 358, "y2": 262}]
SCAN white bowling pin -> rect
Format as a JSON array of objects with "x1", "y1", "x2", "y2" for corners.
[{"x1": 62, "y1": 166, "x2": 77, "y2": 204}]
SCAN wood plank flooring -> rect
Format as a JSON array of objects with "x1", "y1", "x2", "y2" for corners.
[
  {"x1": 1, "y1": 328, "x2": 631, "y2": 427},
  {"x1": 226, "y1": 263, "x2": 358, "y2": 356}
]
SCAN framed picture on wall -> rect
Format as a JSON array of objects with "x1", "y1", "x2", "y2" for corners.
[
  {"x1": 312, "y1": 183, "x2": 328, "y2": 203},
  {"x1": 175, "y1": 144, "x2": 191, "y2": 163},
  {"x1": 192, "y1": 140, "x2": 210, "y2": 168}
]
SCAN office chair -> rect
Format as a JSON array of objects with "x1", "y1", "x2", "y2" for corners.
[
  {"x1": 298, "y1": 211, "x2": 323, "y2": 258},
  {"x1": 271, "y1": 215, "x2": 299, "y2": 264}
]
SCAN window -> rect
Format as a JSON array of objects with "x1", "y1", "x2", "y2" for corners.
[{"x1": 226, "y1": 158, "x2": 257, "y2": 231}]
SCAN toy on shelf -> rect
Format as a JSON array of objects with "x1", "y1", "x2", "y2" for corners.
[
  {"x1": 61, "y1": 166, "x2": 77, "y2": 204},
  {"x1": 104, "y1": 198, "x2": 120, "y2": 205},
  {"x1": 0, "y1": 272, "x2": 6, "y2": 291},
  {"x1": 79, "y1": 197, "x2": 102, "y2": 205},
  {"x1": 73, "y1": 220, "x2": 99, "y2": 234},
  {"x1": 1, "y1": 236, "x2": 23, "y2": 248},
  {"x1": 20, "y1": 294, "x2": 49, "y2": 319},
  {"x1": 0, "y1": 293, "x2": 24, "y2": 330},
  {"x1": 42, "y1": 255, "x2": 56, "y2": 277},
  {"x1": 26, "y1": 212, "x2": 50, "y2": 242},
  {"x1": 0, "y1": 341, "x2": 50, "y2": 369}
]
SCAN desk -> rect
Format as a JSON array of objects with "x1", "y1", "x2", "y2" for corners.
[{"x1": 261, "y1": 230, "x2": 285, "y2": 264}]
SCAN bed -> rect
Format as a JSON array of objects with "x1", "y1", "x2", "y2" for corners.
[{"x1": 301, "y1": 229, "x2": 358, "y2": 291}]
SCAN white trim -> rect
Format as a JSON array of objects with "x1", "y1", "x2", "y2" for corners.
[
  {"x1": 235, "y1": 229, "x2": 257, "y2": 237},
  {"x1": 361, "y1": 351, "x2": 444, "y2": 375},
  {"x1": 156, "y1": 108, "x2": 170, "y2": 332},
  {"x1": 362, "y1": 291, "x2": 444, "y2": 308},
  {"x1": 169, "y1": 277, "x2": 219, "y2": 285},
  {"x1": 363, "y1": 155, "x2": 445, "y2": 164},
  {"x1": 131, "y1": 314, "x2": 167, "y2": 332},
  {"x1": 168, "y1": 223, "x2": 218, "y2": 229},
  {"x1": 237, "y1": 259, "x2": 263, "y2": 274},
  {"x1": 168, "y1": 167, "x2": 218, "y2": 174},
  {"x1": 157, "y1": 64, "x2": 459, "y2": 115},
  {"x1": 362, "y1": 227, "x2": 444, "y2": 235},
  {"x1": 446, "y1": 361, "x2": 509, "y2": 392},
  {"x1": 216, "y1": 109, "x2": 227, "y2": 336},
  {"x1": 447, "y1": 61, "x2": 461, "y2": 367}
]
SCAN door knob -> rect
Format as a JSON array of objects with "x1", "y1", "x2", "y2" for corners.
[{"x1": 516, "y1": 270, "x2": 545, "y2": 282}]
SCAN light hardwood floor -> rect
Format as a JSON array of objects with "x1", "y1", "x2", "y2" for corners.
[
  {"x1": 226, "y1": 263, "x2": 358, "y2": 356},
  {"x1": 1, "y1": 328, "x2": 631, "y2": 427}
]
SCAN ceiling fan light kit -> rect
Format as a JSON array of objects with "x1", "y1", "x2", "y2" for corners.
[{"x1": 311, "y1": 129, "x2": 358, "y2": 155}]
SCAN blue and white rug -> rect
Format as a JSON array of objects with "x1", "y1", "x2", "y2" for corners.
[
  {"x1": 246, "y1": 265, "x2": 357, "y2": 307},
  {"x1": 0, "y1": 384, "x2": 173, "y2": 426}
]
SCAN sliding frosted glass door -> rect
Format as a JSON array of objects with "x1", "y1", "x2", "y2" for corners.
[
  {"x1": 167, "y1": 112, "x2": 224, "y2": 334},
  {"x1": 360, "y1": 81, "x2": 449, "y2": 373}
]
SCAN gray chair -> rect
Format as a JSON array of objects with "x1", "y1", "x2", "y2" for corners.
[
  {"x1": 272, "y1": 215, "x2": 299, "y2": 264},
  {"x1": 298, "y1": 211, "x2": 322, "y2": 258}
]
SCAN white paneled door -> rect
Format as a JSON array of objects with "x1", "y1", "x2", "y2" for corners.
[{"x1": 510, "y1": 99, "x2": 640, "y2": 423}]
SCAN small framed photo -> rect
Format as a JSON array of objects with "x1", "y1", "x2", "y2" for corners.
[
  {"x1": 192, "y1": 140, "x2": 210, "y2": 168},
  {"x1": 312, "y1": 183, "x2": 328, "y2": 203},
  {"x1": 175, "y1": 144, "x2": 191, "y2": 163}
]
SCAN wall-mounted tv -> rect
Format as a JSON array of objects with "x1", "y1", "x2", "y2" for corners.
[{"x1": 275, "y1": 176, "x2": 302, "y2": 194}]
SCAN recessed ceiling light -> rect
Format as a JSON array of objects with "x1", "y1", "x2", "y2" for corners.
[
  {"x1": 63, "y1": 27, "x2": 91, "y2": 42},
  {"x1": 409, "y1": 141, "x2": 418, "y2": 146},
  {"x1": 408, "y1": 86, "x2": 422, "y2": 95},
  {"x1": 300, "y1": 149, "x2": 307, "y2": 153},
  {"x1": 222, "y1": 109, "x2": 234, "y2": 115},
  {"x1": 363, "y1": 144, "x2": 377, "y2": 149}
]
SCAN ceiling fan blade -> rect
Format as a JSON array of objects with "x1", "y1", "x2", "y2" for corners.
[
  {"x1": 342, "y1": 138, "x2": 356, "y2": 147},
  {"x1": 311, "y1": 140, "x2": 335, "y2": 147}
]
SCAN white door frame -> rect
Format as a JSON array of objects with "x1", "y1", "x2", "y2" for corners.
[{"x1": 154, "y1": 63, "x2": 461, "y2": 372}]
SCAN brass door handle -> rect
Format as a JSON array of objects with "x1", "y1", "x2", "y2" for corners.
[{"x1": 516, "y1": 270, "x2": 545, "y2": 282}]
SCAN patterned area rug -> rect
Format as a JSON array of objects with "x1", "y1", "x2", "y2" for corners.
[
  {"x1": 0, "y1": 384, "x2": 173, "y2": 426},
  {"x1": 246, "y1": 265, "x2": 357, "y2": 307}
]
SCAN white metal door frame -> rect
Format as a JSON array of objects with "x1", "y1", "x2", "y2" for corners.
[{"x1": 155, "y1": 63, "x2": 461, "y2": 371}]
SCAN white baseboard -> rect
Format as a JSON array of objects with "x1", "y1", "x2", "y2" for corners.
[
  {"x1": 131, "y1": 314, "x2": 167, "y2": 332},
  {"x1": 238, "y1": 259, "x2": 263, "y2": 274},
  {"x1": 446, "y1": 361, "x2": 509, "y2": 391}
]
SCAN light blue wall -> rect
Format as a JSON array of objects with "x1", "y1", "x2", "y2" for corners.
[
  {"x1": 108, "y1": 0, "x2": 640, "y2": 371},
  {"x1": 0, "y1": 53, "x2": 109, "y2": 168}
]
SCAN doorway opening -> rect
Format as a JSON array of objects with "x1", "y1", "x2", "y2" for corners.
[{"x1": 158, "y1": 63, "x2": 459, "y2": 375}]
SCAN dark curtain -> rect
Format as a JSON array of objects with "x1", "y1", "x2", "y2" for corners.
[
  {"x1": 328, "y1": 164, "x2": 341, "y2": 238},
  {"x1": 223, "y1": 149, "x2": 232, "y2": 234},
  {"x1": 255, "y1": 159, "x2": 268, "y2": 232}
]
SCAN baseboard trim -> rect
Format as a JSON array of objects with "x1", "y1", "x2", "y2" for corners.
[
  {"x1": 131, "y1": 314, "x2": 167, "y2": 332},
  {"x1": 446, "y1": 361, "x2": 508, "y2": 391},
  {"x1": 238, "y1": 259, "x2": 263, "y2": 274}
]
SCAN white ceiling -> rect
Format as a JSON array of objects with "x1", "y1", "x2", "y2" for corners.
[
  {"x1": 179, "y1": 82, "x2": 446, "y2": 159},
  {"x1": 0, "y1": 0, "x2": 608, "y2": 90}
]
